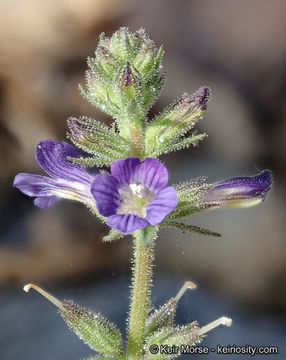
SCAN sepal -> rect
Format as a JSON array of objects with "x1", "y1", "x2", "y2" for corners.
[
  {"x1": 61, "y1": 300, "x2": 123, "y2": 356},
  {"x1": 143, "y1": 322, "x2": 203, "y2": 359},
  {"x1": 145, "y1": 298, "x2": 177, "y2": 337},
  {"x1": 138, "y1": 226, "x2": 158, "y2": 245},
  {"x1": 167, "y1": 177, "x2": 213, "y2": 219},
  {"x1": 145, "y1": 282, "x2": 196, "y2": 338}
]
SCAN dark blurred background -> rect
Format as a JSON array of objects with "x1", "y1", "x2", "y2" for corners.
[{"x1": 0, "y1": 0, "x2": 285, "y2": 359}]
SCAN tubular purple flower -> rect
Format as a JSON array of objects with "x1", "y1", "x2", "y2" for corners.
[
  {"x1": 13, "y1": 140, "x2": 95, "y2": 209},
  {"x1": 203, "y1": 170, "x2": 272, "y2": 208},
  {"x1": 91, "y1": 157, "x2": 178, "y2": 234}
]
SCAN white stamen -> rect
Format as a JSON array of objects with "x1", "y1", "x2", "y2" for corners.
[
  {"x1": 175, "y1": 281, "x2": 197, "y2": 301},
  {"x1": 118, "y1": 182, "x2": 155, "y2": 218},
  {"x1": 130, "y1": 183, "x2": 145, "y2": 198},
  {"x1": 198, "y1": 316, "x2": 232, "y2": 335},
  {"x1": 23, "y1": 283, "x2": 64, "y2": 310}
]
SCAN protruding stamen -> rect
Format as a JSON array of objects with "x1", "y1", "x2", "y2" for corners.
[
  {"x1": 198, "y1": 316, "x2": 232, "y2": 335},
  {"x1": 175, "y1": 281, "x2": 197, "y2": 301},
  {"x1": 23, "y1": 283, "x2": 64, "y2": 310}
]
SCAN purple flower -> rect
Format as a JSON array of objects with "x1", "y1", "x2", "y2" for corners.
[
  {"x1": 204, "y1": 170, "x2": 272, "y2": 208},
  {"x1": 13, "y1": 140, "x2": 95, "y2": 209},
  {"x1": 91, "y1": 157, "x2": 178, "y2": 234}
]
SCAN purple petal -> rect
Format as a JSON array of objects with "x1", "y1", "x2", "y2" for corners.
[
  {"x1": 13, "y1": 172, "x2": 93, "y2": 205},
  {"x1": 132, "y1": 158, "x2": 169, "y2": 194},
  {"x1": 34, "y1": 196, "x2": 59, "y2": 209},
  {"x1": 13, "y1": 173, "x2": 60, "y2": 197},
  {"x1": 204, "y1": 170, "x2": 272, "y2": 208},
  {"x1": 111, "y1": 157, "x2": 140, "y2": 185},
  {"x1": 91, "y1": 174, "x2": 120, "y2": 217},
  {"x1": 111, "y1": 157, "x2": 169, "y2": 193},
  {"x1": 35, "y1": 139, "x2": 92, "y2": 184},
  {"x1": 106, "y1": 214, "x2": 149, "y2": 234},
  {"x1": 145, "y1": 186, "x2": 178, "y2": 225},
  {"x1": 62, "y1": 141, "x2": 82, "y2": 158}
]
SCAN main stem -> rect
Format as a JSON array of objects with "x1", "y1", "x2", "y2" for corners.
[{"x1": 126, "y1": 230, "x2": 154, "y2": 359}]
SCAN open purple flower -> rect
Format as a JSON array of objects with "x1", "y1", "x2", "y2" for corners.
[
  {"x1": 13, "y1": 140, "x2": 95, "y2": 209},
  {"x1": 204, "y1": 170, "x2": 272, "y2": 208},
  {"x1": 91, "y1": 157, "x2": 178, "y2": 233}
]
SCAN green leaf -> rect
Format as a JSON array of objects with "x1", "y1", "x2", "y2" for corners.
[{"x1": 160, "y1": 222, "x2": 221, "y2": 237}]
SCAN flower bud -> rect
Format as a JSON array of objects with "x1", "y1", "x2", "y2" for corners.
[
  {"x1": 145, "y1": 87, "x2": 210, "y2": 156},
  {"x1": 204, "y1": 170, "x2": 272, "y2": 208},
  {"x1": 82, "y1": 27, "x2": 165, "y2": 124},
  {"x1": 67, "y1": 116, "x2": 131, "y2": 165}
]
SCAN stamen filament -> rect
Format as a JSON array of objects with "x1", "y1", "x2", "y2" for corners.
[
  {"x1": 23, "y1": 283, "x2": 64, "y2": 310},
  {"x1": 198, "y1": 316, "x2": 232, "y2": 335},
  {"x1": 175, "y1": 281, "x2": 197, "y2": 301}
]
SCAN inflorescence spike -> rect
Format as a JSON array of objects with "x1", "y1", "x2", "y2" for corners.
[
  {"x1": 198, "y1": 316, "x2": 232, "y2": 335},
  {"x1": 23, "y1": 283, "x2": 64, "y2": 310},
  {"x1": 175, "y1": 281, "x2": 197, "y2": 302}
]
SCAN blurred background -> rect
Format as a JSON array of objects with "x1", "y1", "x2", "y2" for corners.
[{"x1": 0, "y1": 0, "x2": 285, "y2": 359}]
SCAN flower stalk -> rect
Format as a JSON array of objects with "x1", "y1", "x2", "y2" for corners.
[{"x1": 126, "y1": 230, "x2": 154, "y2": 358}]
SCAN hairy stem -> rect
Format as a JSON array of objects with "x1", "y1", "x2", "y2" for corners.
[{"x1": 126, "y1": 230, "x2": 154, "y2": 358}]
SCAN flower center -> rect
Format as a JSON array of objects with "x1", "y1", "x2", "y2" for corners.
[{"x1": 117, "y1": 182, "x2": 155, "y2": 218}]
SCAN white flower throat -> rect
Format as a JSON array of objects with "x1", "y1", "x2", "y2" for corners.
[{"x1": 118, "y1": 182, "x2": 155, "y2": 218}]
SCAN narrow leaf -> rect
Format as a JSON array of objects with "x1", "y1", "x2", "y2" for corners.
[{"x1": 161, "y1": 222, "x2": 221, "y2": 237}]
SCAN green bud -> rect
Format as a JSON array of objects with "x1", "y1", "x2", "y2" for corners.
[
  {"x1": 80, "y1": 27, "x2": 165, "y2": 157},
  {"x1": 144, "y1": 322, "x2": 204, "y2": 359},
  {"x1": 61, "y1": 300, "x2": 123, "y2": 356},
  {"x1": 67, "y1": 116, "x2": 131, "y2": 165},
  {"x1": 145, "y1": 86, "x2": 210, "y2": 157},
  {"x1": 145, "y1": 298, "x2": 177, "y2": 337}
]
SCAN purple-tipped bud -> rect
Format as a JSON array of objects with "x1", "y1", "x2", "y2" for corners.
[
  {"x1": 97, "y1": 45, "x2": 113, "y2": 61},
  {"x1": 67, "y1": 117, "x2": 83, "y2": 141},
  {"x1": 122, "y1": 62, "x2": 133, "y2": 86},
  {"x1": 190, "y1": 86, "x2": 211, "y2": 111},
  {"x1": 204, "y1": 170, "x2": 272, "y2": 208},
  {"x1": 171, "y1": 86, "x2": 211, "y2": 124}
]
